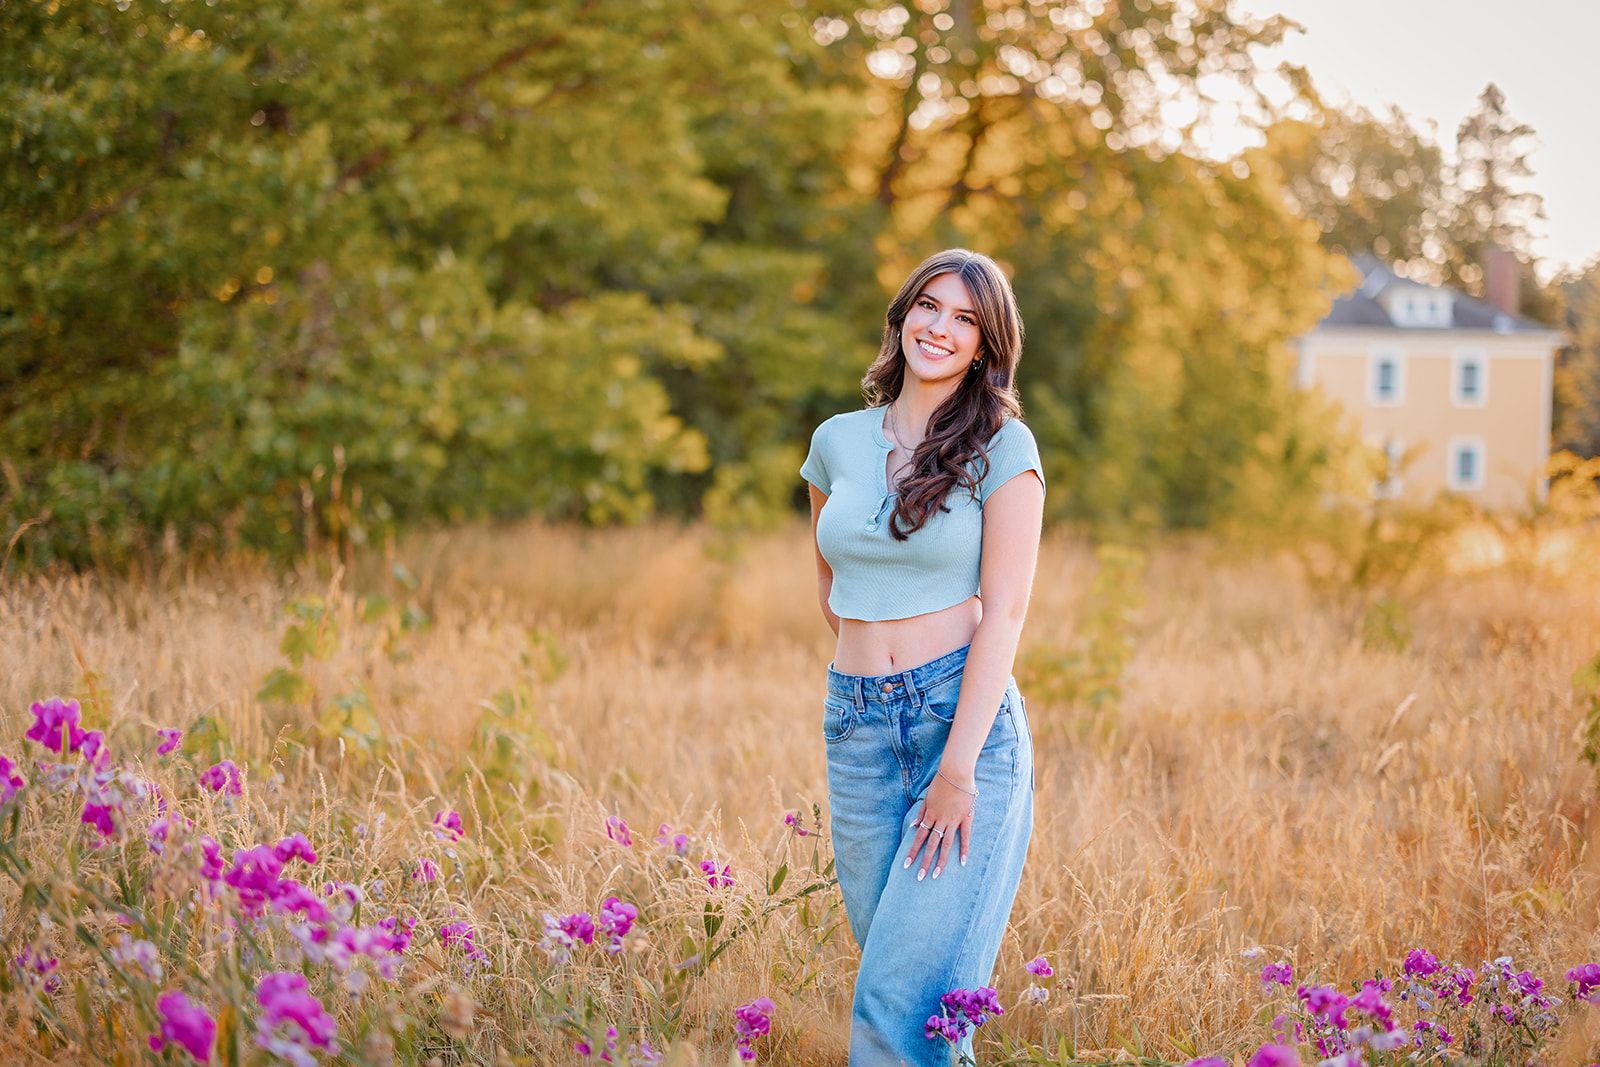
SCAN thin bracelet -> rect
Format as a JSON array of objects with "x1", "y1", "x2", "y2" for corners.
[{"x1": 937, "y1": 769, "x2": 979, "y2": 799}]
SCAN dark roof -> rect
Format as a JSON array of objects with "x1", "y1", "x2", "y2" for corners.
[{"x1": 1315, "y1": 255, "x2": 1551, "y2": 333}]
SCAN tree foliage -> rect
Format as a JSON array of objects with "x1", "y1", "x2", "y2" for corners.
[{"x1": 3, "y1": 0, "x2": 1361, "y2": 567}]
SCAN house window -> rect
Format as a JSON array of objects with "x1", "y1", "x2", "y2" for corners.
[
  {"x1": 1368, "y1": 348, "x2": 1405, "y2": 406},
  {"x1": 1446, "y1": 437, "x2": 1485, "y2": 492},
  {"x1": 1451, "y1": 350, "x2": 1487, "y2": 407}
]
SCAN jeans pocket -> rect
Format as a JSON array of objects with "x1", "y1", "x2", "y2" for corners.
[
  {"x1": 919, "y1": 672, "x2": 962, "y2": 724},
  {"x1": 822, "y1": 694, "x2": 857, "y2": 743}
]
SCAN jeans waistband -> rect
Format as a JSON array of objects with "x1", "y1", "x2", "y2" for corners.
[{"x1": 826, "y1": 643, "x2": 970, "y2": 705}]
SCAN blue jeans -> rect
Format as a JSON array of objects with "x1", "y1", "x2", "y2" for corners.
[{"x1": 825, "y1": 645, "x2": 1035, "y2": 1066}]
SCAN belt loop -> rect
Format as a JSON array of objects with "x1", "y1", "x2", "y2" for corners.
[
  {"x1": 901, "y1": 668, "x2": 921, "y2": 708},
  {"x1": 852, "y1": 675, "x2": 865, "y2": 712}
]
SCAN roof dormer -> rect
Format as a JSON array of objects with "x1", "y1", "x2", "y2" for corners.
[{"x1": 1381, "y1": 285, "x2": 1454, "y2": 328}]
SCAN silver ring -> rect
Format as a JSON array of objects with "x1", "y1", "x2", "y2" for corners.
[
  {"x1": 930, "y1": 827, "x2": 945, "y2": 838},
  {"x1": 917, "y1": 820, "x2": 931, "y2": 830}
]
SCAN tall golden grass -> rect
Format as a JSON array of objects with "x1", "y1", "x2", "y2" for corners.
[{"x1": 2, "y1": 519, "x2": 1598, "y2": 1064}]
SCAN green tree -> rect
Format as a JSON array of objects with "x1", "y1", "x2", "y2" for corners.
[
  {"x1": 1259, "y1": 99, "x2": 1445, "y2": 271},
  {"x1": 1556, "y1": 263, "x2": 1600, "y2": 459}
]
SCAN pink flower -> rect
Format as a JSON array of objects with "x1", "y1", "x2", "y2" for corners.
[
  {"x1": 605, "y1": 816, "x2": 632, "y2": 847},
  {"x1": 1568, "y1": 963, "x2": 1600, "y2": 999},
  {"x1": 0, "y1": 755, "x2": 23, "y2": 805},
  {"x1": 654, "y1": 823, "x2": 690, "y2": 855},
  {"x1": 273, "y1": 833, "x2": 317, "y2": 865},
  {"x1": 598, "y1": 897, "x2": 637, "y2": 954},
  {"x1": 197, "y1": 836, "x2": 225, "y2": 883},
  {"x1": 149, "y1": 990, "x2": 216, "y2": 1064},
  {"x1": 79, "y1": 731, "x2": 110, "y2": 770},
  {"x1": 783, "y1": 813, "x2": 809, "y2": 836},
  {"x1": 441, "y1": 921, "x2": 486, "y2": 961},
  {"x1": 734, "y1": 997, "x2": 776, "y2": 1061},
  {"x1": 411, "y1": 858, "x2": 439, "y2": 882},
  {"x1": 575, "y1": 1025, "x2": 618, "y2": 1061},
  {"x1": 432, "y1": 810, "x2": 463, "y2": 841},
  {"x1": 1025, "y1": 956, "x2": 1052, "y2": 977},
  {"x1": 81, "y1": 801, "x2": 118, "y2": 841},
  {"x1": 26, "y1": 698, "x2": 86, "y2": 754},
  {"x1": 155, "y1": 728, "x2": 184, "y2": 756},
  {"x1": 1246, "y1": 1045, "x2": 1301, "y2": 1067},
  {"x1": 700, "y1": 860, "x2": 734, "y2": 888},
  {"x1": 255, "y1": 972, "x2": 339, "y2": 1063},
  {"x1": 222, "y1": 845, "x2": 285, "y2": 914},
  {"x1": 199, "y1": 760, "x2": 242, "y2": 796},
  {"x1": 1185, "y1": 1060, "x2": 1230, "y2": 1067},
  {"x1": 1261, "y1": 962, "x2": 1294, "y2": 988},
  {"x1": 13, "y1": 946, "x2": 59, "y2": 992}
]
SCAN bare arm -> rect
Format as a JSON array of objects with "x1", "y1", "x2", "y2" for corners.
[
  {"x1": 907, "y1": 469, "x2": 1044, "y2": 878},
  {"x1": 809, "y1": 484, "x2": 840, "y2": 638}
]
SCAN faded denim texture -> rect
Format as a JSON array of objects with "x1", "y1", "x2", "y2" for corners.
[{"x1": 825, "y1": 644, "x2": 1035, "y2": 1066}]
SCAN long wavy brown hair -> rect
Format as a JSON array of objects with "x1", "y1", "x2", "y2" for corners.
[{"x1": 863, "y1": 249, "x2": 1025, "y2": 540}]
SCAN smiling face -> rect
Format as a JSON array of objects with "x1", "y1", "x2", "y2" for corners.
[{"x1": 898, "y1": 271, "x2": 983, "y2": 397}]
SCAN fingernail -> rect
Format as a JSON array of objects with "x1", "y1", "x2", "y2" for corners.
[
  {"x1": 960, "y1": 855, "x2": 967, "y2": 866},
  {"x1": 932, "y1": 866, "x2": 942, "y2": 879},
  {"x1": 917, "y1": 868, "x2": 926, "y2": 882},
  {"x1": 903, "y1": 856, "x2": 912, "y2": 869}
]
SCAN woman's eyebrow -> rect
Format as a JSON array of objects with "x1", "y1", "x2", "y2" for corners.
[{"x1": 917, "y1": 291, "x2": 976, "y2": 315}]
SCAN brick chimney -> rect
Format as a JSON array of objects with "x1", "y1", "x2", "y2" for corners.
[{"x1": 1483, "y1": 246, "x2": 1520, "y2": 317}]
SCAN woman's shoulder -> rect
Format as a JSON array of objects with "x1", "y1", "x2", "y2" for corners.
[
  {"x1": 812, "y1": 407, "x2": 879, "y2": 441},
  {"x1": 986, "y1": 416, "x2": 1038, "y2": 451}
]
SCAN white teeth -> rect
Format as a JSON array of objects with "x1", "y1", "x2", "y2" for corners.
[{"x1": 917, "y1": 340, "x2": 953, "y2": 356}]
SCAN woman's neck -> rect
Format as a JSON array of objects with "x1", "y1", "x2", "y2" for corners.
[{"x1": 891, "y1": 379, "x2": 959, "y2": 447}]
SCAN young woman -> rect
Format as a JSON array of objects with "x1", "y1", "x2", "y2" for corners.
[{"x1": 801, "y1": 249, "x2": 1045, "y2": 1065}]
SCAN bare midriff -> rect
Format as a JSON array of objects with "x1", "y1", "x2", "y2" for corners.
[{"x1": 832, "y1": 595, "x2": 983, "y2": 677}]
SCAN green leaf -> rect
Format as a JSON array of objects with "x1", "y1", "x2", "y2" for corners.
[
  {"x1": 1574, "y1": 650, "x2": 1600, "y2": 691},
  {"x1": 767, "y1": 863, "x2": 787, "y2": 896},
  {"x1": 257, "y1": 667, "x2": 312, "y2": 706}
]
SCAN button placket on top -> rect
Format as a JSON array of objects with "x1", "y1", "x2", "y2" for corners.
[{"x1": 865, "y1": 408, "x2": 895, "y2": 534}]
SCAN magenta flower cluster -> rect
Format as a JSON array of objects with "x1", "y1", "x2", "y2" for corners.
[
  {"x1": 155, "y1": 728, "x2": 184, "y2": 756},
  {"x1": 540, "y1": 897, "x2": 638, "y2": 964},
  {"x1": 1025, "y1": 955, "x2": 1052, "y2": 977},
  {"x1": 432, "y1": 810, "x2": 463, "y2": 841},
  {"x1": 605, "y1": 816, "x2": 633, "y2": 846},
  {"x1": 0, "y1": 754, "x2": 25, "y2": 806},
  {"x1": 149, "y1": 990, "x2": 217, "y2": 1064},
  {"x1": 733, "y1": 996, "x2": 776, "y2": 1061},
  {"x1": 26, "y1": 697, "x2": 87, "y2": 754},
  {"x1": 256, "y1": 971, "x2": 339, "y2": 1065},
  {"x1": 654, "y1": 822, "x2": 689, "y2": 855},
  {"x1": 699, "y1": 859, "x2": 734, "y2": 888},
  {"x1": 199, "y1": 760, "x2": 243, "y2": 796},
  {"x1": 1260, "y1": 961, "x2": 1294, "y2": 989},
  {"x1": 440, "y1": 920, "x2": 487, "y2": 963},
  {"x1": 783, "y1": 812, "x2": 809, "y2": 837},
  {"x1": 1568, "y1": 963, "x2": 1600, "y2": 1001},
  {"x1": 924, "y1": 987, "x2": 1004, "y2": 1045},
  {"x1": 12, "y1": 945, "x2": 59, "y2": 993}
]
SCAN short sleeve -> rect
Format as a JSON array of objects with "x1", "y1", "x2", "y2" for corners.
[
  {"x1": 976, "y1": 419, "x2": 1045, "y2": 503},
  {"x1": 799, "y1": 418, "x2": 833, "y2": 495}
]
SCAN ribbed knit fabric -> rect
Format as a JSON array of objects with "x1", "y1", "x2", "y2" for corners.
[{"x1": 800, "y1": 407, "x2": 1044, "y2": 622}]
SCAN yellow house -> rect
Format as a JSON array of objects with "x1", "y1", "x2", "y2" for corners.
[{"x1": 1296, "y1": 255, "x2": 1565, "y2": 508}]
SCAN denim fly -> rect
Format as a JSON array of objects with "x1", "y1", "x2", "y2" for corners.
[{"x1": 824, "y1": 644, "x2": 1034, "y2": 1066}]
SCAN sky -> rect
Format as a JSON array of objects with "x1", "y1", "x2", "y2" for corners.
[{"x1": 1237, "y1": 0, "x2": 1599, "y2": 278}]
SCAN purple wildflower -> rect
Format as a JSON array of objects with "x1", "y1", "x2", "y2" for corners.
[
  {"x1": 223, "y1": 845, "x2": 285, "y2": 914},
  {"x1": 1025, "y1": 955, "x2": 1053, "y2": 977},
  {"x1": 197, "y1": 836, "x2": 225, "y2": 884},
  {"x1": 734, "y1": 997, "x2": 775, "y2": 1061},
  {"x1": 26, "y1": 697, "x2": 86, "y2": 754},
  {"x1": 13, "y1": 946, "x2": 59, "y2": 993},
  {"x1": 148, "y1": 990, "x2": 216, "y2": 1064},
  {"x1": 599, "y1": 897, "x2": 638, "y2": 955},
  {"x1": 155, "y1": 728, "x2": 184, "y2": 756},
  {"x1": 700, "y1": 860, "x2": 734, "y2": 888},
  {"x1": 1246, "y1": 1044, "x2": 1301, "y2": 1067},
  {"x1": 1568, "y1": 963, "x2": 1600, "y2": 999},
  {"x1": 81, "y1": 801, "x2": 118, "y2": 841},
  {"x1": 0, "y1": 754, "x2": 23, "y2": 805},
  {"x1": 605, "y1": 816, "x2": 632, "y2": 847},
  {"x1": 273, "y1": 833, "x2": 317, "y2": 865},
  {"x1": 1405, "y1": 949, "x2": 1440, "y2": 978},
  {"x1": 1261, "y1": 962, "x2": 1294, "y2": 989},
  {"x1": 783, "y1": 813, "x2": 809, "y2": 836},
  {"x1": 1300, "y1": 984, "x2": 1351, "y2": 1029},
  {"x1": 441, "y1": 920, "x2": 486, "y2": 961},
  {"x1": 655, "y1": 823, "x2": 690, "y2": 855},
  {"x1": 575, "y1": 1025, "x2": 618, "y2": 1061},
  {"x1": 199, "y1": 760, "x2": 242, "y2": 796},
  {"x1": 925, "y1": 986, "x2": 1002, "y2": 1045},
  {"x1": 1185, "y1": 1060, "x2": 1230, "y2": 1067},
  {"x1": 112, "y1": 935, "x2": 163, "y2": 981},
  {"x1": 432, "y1": 810, "x2": 463, "y2": 841},
  {"x1": 255, "y1": 971, "x2": 339, "y2": 1064},
  {"x1": 411, "y1": 858, "x2": 439, "y2": 882}
]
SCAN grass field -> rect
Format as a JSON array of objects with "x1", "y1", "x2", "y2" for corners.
[{"x1": 2, "y1": 520, "x2": 1599, "y2": 1065}]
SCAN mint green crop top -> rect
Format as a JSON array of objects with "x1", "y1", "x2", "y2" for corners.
[{"x1": 800, "y1": 408, "x2": 1044, "y2": 622}]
